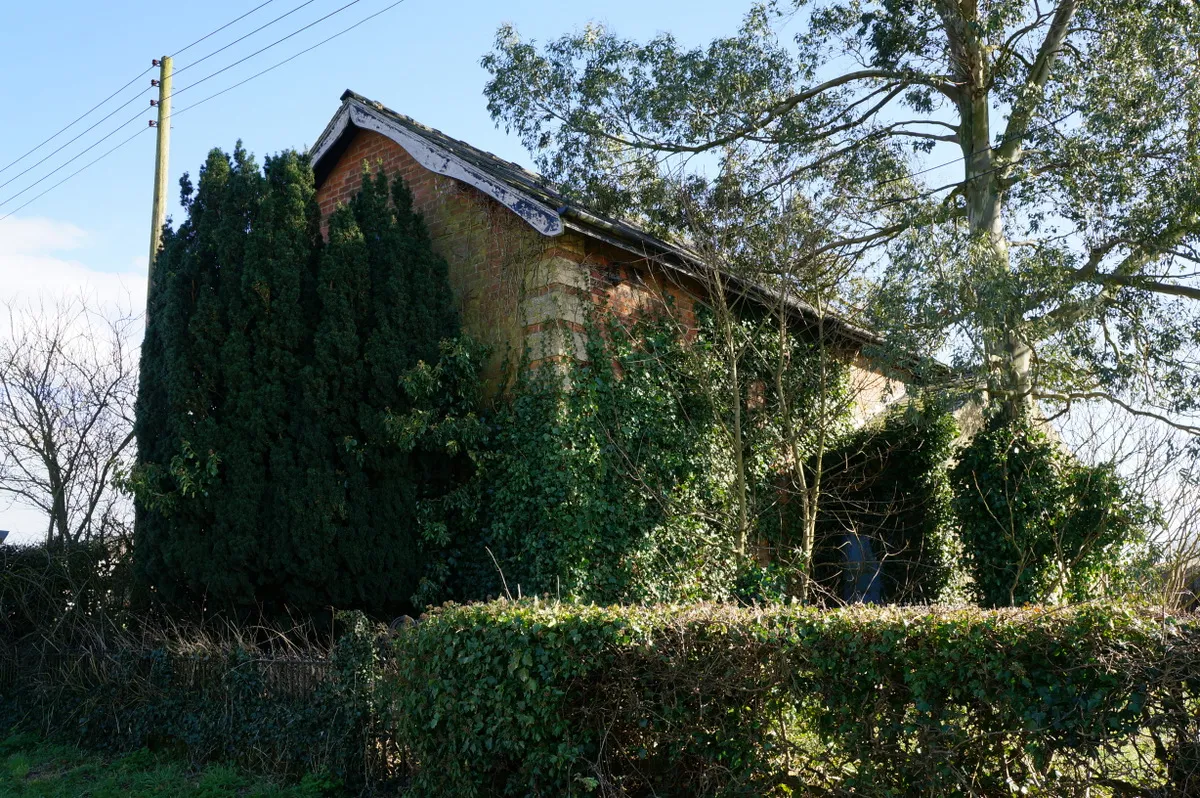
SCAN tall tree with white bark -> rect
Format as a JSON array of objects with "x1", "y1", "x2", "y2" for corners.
[{"x1": 482, "y1": 0, "x2": 1200, "y2": 429}]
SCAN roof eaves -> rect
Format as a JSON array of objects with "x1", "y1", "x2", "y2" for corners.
[{"x1": 312, "y1": 90, "x2": 893, "y2": 358}]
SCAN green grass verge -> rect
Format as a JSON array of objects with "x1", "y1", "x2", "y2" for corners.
[{"x1": 0, "y1": 733, "x2": 340, "y2": 797}]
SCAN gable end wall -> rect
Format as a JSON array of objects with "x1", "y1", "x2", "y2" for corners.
[{"x1": 314, "y1": 127, "x2": 901, "y2": 419}]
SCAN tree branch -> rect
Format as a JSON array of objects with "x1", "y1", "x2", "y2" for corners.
[
  {"x1": 1036, "y1": 390, "x2": 1200, "y2": 435},
  {"x1": 582, "y1": 69, "x2": 958, "y2": 155},
  {"x1": 1070, "y1": 269, "x2": 1200, "y2": 302},
  {"x1": 997, "y1": 0, "x2": 1080, "y2": 165}
]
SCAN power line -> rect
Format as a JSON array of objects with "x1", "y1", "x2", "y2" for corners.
[
  {"x1": 0, "y1": 0, "x2": 403, "y2": 221},
  {"x1": 172, "y1": 0, "x2": 322, "y2": 77},
  {"x1": 0, "y1": 66, "x2": 152, "y2": 177},
  {"x1": 0, "y1": 88, "x2": 152, "y2": 193},
  {"x1": 172, "y1": 0, "x2": 412, "y2": 119},
  {"x1": 171, "y1": 0, "x2": 367, "y2": 100},
  {"x1": 0, "y1": 107, "x2": 149, "y2": 211},
  {"x1": 0, "y1": 127, "x2": 151, "y2": 224},
  {"x1": 0, "y1": 0, "x2": 295, "y2": 179},
  {"x1": 172, "y1": 0, "x2": 282, "y2": 58}
]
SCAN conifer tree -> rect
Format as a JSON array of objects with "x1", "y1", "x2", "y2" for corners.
[{"x1": 133, "y1": 149, "x2": 459, "y2": 616}]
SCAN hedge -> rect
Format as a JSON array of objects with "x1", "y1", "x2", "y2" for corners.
[
  {"x1": 392, "y1": 601, "x2": 1200, "y2": 797},
  {"x1": 1, "y1": 612, "x2": 388, "y2": 790},
  {"x1": 6, "y1": 600, "x2": 1199, "y2": 796}
]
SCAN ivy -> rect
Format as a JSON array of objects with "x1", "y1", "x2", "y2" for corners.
[
  {"x1": 810, "y1": 400, "x2": 960, "y2": 604},
  {"x1": 407, "y1": 310, "x2": 746, "y2": 606},
  {"x1": 399, "y1": 303, "x2": 966, "y2": 608},
  {"x1": 952, "y1": 412, "x2": 1156, "y2": 607}
]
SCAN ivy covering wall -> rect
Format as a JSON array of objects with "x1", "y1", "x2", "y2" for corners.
[
  {"x1": 811, "y1": 402, "x2": 959, "y2": 605},
  {"x1": 404, "y1": 306, "x2": 963, "y2": 607}
]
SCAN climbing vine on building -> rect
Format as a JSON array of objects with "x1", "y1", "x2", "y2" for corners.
[
  {"x1": 809, "y1": 402, "x2": 959, "y2": 605},
  {"x1": 403, "y1": 303, "x2": 961, "y2": 607},
  {"x1": 132, "y1": 148, "x2": 986, "y2": 616}
]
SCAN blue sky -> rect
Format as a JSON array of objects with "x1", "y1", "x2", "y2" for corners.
[
  {"x1": 0, "y1": 0, "x2": 755, "y2": 543},
  {"x1": 0, "y1": 0, "x2": 752, "y2": 281}
]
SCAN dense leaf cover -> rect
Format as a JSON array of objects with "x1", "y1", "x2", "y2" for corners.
[
  {"x1": 132, "y1": 148, "x2": 459, "y2": 616},
  {"x1": 811, "y1": 401, "x2": 959, "y2": 604},
  {"x1": 483, "y1": 0, "x2": 1200, "y2": 430},
  {"x1": 953, "y1": 412, "x2": 1156, "y2": 606},
  {"x1": 11, "y1": 602, "x2": 1197, "y2": 795},
  {"x1": 0, "y1": 542, "x2": 132, "y2": 641},
  {"x1": 394, "y1": 600, "x2": 1200, "y2": 796},
  {"x1": 402, "y1": 308, "x2": 961, "y2": 606},
  {"x1": 441, "y1": 312, "x2": 744, "y2": 605},
  {"x1": 4, "y1": 612, "x2": 382, "y2": 790}
]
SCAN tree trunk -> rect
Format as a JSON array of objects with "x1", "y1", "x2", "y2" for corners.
[
  {"x1": 47, "y1": 459, "x2": 69, "y2": 548},
  {"x1": 950, "y1": 2, "x2": 1035, "y2": 421},
  {"x1": 712, "y1": 271, "x2": 750, "y2": 555}
]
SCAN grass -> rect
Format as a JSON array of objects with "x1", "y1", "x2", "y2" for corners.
[{"x1": 0, "y1": 733, "x2": 340, "y2": 797}]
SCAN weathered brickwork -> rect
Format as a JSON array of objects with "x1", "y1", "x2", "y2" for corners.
[
  {"x1": 849, "y1": 355, "x2": 906, "y2": 425},
  {"x1": 314, "y1": 126, "x2": 894, "y2": 424},
  {"x1": 316, "y1": 128, "x2": 552, "y2": 378},
  {"x1": 314, "y1": 128, "x2": 703, "y2": 379}
]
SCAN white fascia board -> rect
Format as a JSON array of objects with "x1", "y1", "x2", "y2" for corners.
[{"x1": 311, "y1": 100, "x2": 564, "y2": 237}]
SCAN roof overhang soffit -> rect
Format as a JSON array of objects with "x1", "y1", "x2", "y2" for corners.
[{"x1": 310, "y1": 100, "x2": 564, "y2": 237}]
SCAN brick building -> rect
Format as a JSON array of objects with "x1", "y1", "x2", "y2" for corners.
[{"x1": 310, "y1": 90, "x2": 903, "y2": 419}]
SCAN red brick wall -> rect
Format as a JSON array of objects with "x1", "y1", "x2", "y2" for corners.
[
  {"x1": 589, "y1": 260, "x2": 700, "y2": 334},
  {"x1": 313, "y1": 127, "x2": 894, "y2": 421},
  {"x1": 314, "y1": 126, "x2": 703, "y2": 374},
  {"x1": 316, "y1": 128, "x2": 546, "y2": 377}
]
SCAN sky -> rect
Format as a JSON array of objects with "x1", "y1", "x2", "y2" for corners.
[{"x1": 0, "y1": 0, "x2": 757, "y2": 544}]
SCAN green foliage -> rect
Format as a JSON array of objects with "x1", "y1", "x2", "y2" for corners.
[
  {"x1": 392, "y1": 600, "x2": 1200, "y2": 797},
  {"x1": 132, "y1": 148, "x2": 460, "y2": 616},
  {"x1": 0, "y1": 733, "x2": 336, "y2": 797},
  {"x1": 811, "y1": 401, "x2": 959, "y2": 604},
  {"x1": 404, "y1": 305, "x2": 889, "y2": 606},
  {"x1": 952, "y1": 413, "x2": 1155, "y2": 607},
  {"x1": 6, "y1": 611, "x2": 381, "y2": 789},
  {"x1": 483, "y1": 0, "x2": 1200, "y2": 434},
  {"x1": 412, "y1": 310, "x2": 740, "y2": 605},
  {"x1": 730, "y1": 562, "x2": 791, "y2": 605},
  {"x1": 11, "y1": 600, "x2": 1199, "y2": 796}
]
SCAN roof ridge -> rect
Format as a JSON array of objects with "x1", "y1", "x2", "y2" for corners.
[{"x1": 341, "y1": 89, "x2": 558, "y2": 192}]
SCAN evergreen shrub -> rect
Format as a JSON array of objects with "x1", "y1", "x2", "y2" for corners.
[
  {"x1": 953, "y1": 413, "x2": 1156, "y2": 607},
  {"x1": 392, "y1": 600, "x2": 1200, "y2": 796},
  {"x1": 133, "y1": 147, "x2": 460, "y2": 616}
]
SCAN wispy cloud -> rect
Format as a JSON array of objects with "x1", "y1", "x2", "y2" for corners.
[
  {"x1": 0, "y1": 216, "x2": 144, "y2": 546},
  {"x1": 0, "y1": 216, "x2": 145, "y2": 312}
]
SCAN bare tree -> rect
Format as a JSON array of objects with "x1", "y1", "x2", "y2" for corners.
[
  {"x1": 1056, "y1": 401, "x2": 1200, "y2": 609},
  {"x1": 0, "y1": 296, "x2": 138, "y2": 547}
]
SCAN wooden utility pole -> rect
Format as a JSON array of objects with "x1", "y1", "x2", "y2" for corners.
[{"x1": 147, "y1": 55, "x2": 172, "y2": 298}]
